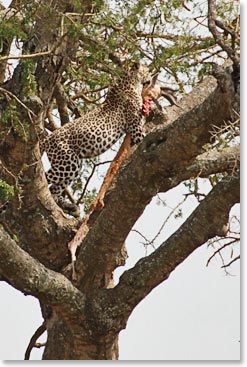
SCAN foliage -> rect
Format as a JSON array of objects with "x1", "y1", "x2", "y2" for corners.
[
  {"x1": 83, "y1": 187, "x2": 97, "y2": 213},
  {"x1": 0, "y1": 179, "x2": 14, "y2": 202},
  {"x1": 21, "y1": 59, "x2": 37, "y2": 95},
  {"x1": 0, "y1": 100, "x2": 29, "y2": 141},
  {"x1": 0, "y1": 19, "x2": 26, "y2": 51}
]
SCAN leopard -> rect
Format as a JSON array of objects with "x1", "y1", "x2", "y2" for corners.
[{"x1": 40, "y1": 61, "x2": 152, "y2": 214}]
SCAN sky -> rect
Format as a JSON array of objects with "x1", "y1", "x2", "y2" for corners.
[{"x1": 0, "y1": 0, "x2": 242, "y2": 363}]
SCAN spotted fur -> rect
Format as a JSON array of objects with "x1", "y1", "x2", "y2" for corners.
[{"x1": 41, "y1": 62, "x2": 151, "y2": 210}]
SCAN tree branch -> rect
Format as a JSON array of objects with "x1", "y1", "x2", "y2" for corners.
[
  {"x1": 221, "y1": 255, "x2": 240, "y2": 269},
  {"x1": 0, "y1": 87, "x2": 36, "y2": 118},
  {"x1": 24, "y1": 322, "x2": 46, "y2": 360},
  {"x1": 93, "y1": 173, "x2": 240, "y2": 334},
  {"x1": 74, "y1": 67, "x2": 237, "y2": 291},
  {"x1": 0, "y1": 225, "x2": 85, "y2": 320},
  {"x1": 53, "y1": 83, "x2": 70, "y2": 126},
  {"x1": 187, "y1": 145, "x2": 240, "y2": 176},
  {"x1": 208, "y1": 0, "x2": 239, "y2": 66},
  {"x1": 0, "y1": 50, "x2": 52, "y2": 62},
  {"x1": 159, "y1": 145, "x2": 240, "y2": 192}
]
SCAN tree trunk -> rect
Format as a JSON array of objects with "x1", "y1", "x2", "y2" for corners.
[{"x1": 42, "y1": 316, "x2": 119, "y2": 360}]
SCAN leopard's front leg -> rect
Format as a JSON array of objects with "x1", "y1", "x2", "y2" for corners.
[{"x1": 126, "y1": 116, "x2": 146, "y2": 146}]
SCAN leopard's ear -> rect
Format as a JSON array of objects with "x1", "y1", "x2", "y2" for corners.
[
  {"x1": 132, "y1": 61, "x2": 141, "y2": 70},
  {"x1": 122, "y1": 60, "x2": 139, "y2": 73}
]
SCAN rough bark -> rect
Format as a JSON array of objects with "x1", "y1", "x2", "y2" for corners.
[{"x1": 0, "y1": 224, "x2": 86, "y2": 318}]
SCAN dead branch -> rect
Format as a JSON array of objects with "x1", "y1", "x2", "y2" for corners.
[
  {"x1": 206, "y1": 238, "x2": 239, "y2": 267},
  {"x1": 221, "y1": 255, "x2": 240, "y2": 269},
  {"x1": 24, "y1": 322, "x2": 46, "y2": 360}
]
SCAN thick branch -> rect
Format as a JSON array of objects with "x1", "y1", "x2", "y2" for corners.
[
  {"x1": 159, "y1": 145, "x2": 240, "y2": 192},
  {"x1": 0, "y1": 225, "x2": 85, "y2": 320},
  {"x1": 186, "y1": 145, "x2": 240, "y2": 175},
  {"x1": 75, "y1": 69, "x2": 237, "y2": 291},
  {"x1": 93, "y1": 173, "x2": 240, "y2": 334}
]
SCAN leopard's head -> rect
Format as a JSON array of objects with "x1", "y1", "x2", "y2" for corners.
[{"x1": 129, "y1": 61, "x2": 151, "y2": 86}]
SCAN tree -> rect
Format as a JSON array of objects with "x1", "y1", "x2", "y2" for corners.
[{"x1": 0, "y1": 0, "x2": 240, "y2": 360}]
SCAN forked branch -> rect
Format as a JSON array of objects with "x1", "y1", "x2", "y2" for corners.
[{"x1": 98, "y1": 173, "x2": 240, "y2": 329}]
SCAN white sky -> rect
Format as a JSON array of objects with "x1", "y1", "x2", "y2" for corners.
[{"x1": 0, "y1": 0, "x2": 243, "y2": 363}]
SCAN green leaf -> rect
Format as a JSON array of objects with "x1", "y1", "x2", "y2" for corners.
[{"x1": 0, "y1": 180, "x2": 14, "y2": 202}]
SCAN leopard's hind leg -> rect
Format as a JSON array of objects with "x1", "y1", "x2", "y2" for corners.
[{"x1": 46, "y1": 151, "x2": 81, "y2": 217}]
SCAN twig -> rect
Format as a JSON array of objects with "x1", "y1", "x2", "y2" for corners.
[
  {"x1": 189, "y1": 48, "x2": 225, "y2": 67},
  {"x1": 88, "y1": 19, "x2": 123, "y2": 32},
  {"x1": 82, "y1": 85, "x2": 108, "y2": 95},
  {"x1": 24, "y1": 322, "x2": 46, "y2": 360},
  {"x1": 207, "y1": 238, "x2": 239, "y2": 267},
  {"x1": 182, "y1": 1, "x2": 191, "y2": 11},
  {"x1": 150, "y1": 196, "x2": 187, "y2": 245},
  {"x1": 71, "y1": 92, "x2": 100, "y2": 105},
  {"x1": 34, "y1": 342, "x2": 46, "y2": 349},
  {"x1": 131, "y1": 229, "x2": 151, "y2": 245},
  {"x1": 0, "y1": 50, "x2": 51, "y2": 62},
  {"x1": 133, "y1": 195, "x2": 187, "y2": 251},
  {"x1": 192, "y1": 16, "x2": 208, "y2": 30},
  {"x1": 76, "y1": 160, "x2": 112, "y2": 205},
  {"x1": 221, "y1": 255, "x2": 240, "y2": 269},
  {"x1": 0, "y1": 86, "x2": 36, "y2": 122}
]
